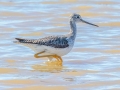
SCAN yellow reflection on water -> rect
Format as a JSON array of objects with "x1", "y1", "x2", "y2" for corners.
[
  {"x1": 32, "y1": 60, "x2": 64, "y2": 73},
  {"x1": 20, "y1": 32, "x2": 43, "y2": 37}
]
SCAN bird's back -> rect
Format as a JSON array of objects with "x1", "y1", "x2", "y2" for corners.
[{"x1": 15, "y1": 35, "x2": 69, "y2": 48}]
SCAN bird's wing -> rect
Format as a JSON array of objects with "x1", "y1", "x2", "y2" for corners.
[
  {"x1": 37, "y1": 36, "x2": 69, "y2": 48},
  {"x1": 15, "y1": 36, "x2": 69, "y2": 48}
]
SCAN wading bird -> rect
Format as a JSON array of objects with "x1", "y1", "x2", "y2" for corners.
[{"x1": 14, "y1": 13, "x2": 98, "y2": 62}]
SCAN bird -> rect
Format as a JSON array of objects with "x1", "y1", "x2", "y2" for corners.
[{"x1": 14, "y1": 13, "x2": 98, "y2": 62}]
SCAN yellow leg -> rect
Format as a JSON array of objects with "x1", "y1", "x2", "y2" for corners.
[
  {"x1": 35, "y1": 54, "x2": 53, "y2": 58},
  {"x1": 34, "y1": 52, "x2": 62, "y2": 62},
  {"x1": 52, "y1": 55, "x2": 60, "y2": 61},
  {"x1": 57, "y1": 56, "x2": 63, "y2": 62},
  {"x1": 52, "y1": 55, "x2": 63, "y2": 62},
  {"x1": 34, "y1": 51, "x2": 54, "y2": 59},
  {"x1": 34, "y1": 51, "x2": 45, "y2": 58}
]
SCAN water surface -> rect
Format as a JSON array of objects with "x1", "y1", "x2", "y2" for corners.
[{"x1": 0, "y1": 0, "x2": 120, "y2": 90}]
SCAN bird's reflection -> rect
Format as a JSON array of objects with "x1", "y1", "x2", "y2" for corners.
[{"x1": 32, "y1": 60, "x2": 64, "y2": 73}]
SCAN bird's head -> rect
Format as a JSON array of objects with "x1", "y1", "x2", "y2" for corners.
[{"x1": 71, "y1": 13, "x2": 98, "y2": 27}]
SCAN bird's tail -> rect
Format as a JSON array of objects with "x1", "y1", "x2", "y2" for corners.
[
  {"x1": 14, "y1": 38, "x2": 39, "y2": 52},
  {"x1": 14, "y1": 38, "x2": 35, "y2": 44}
]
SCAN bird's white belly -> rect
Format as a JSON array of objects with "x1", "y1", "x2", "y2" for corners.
[
  {"x1": 34, "y1": 45, "x2": 73, "y2": 56},
  {"x1": 18, "y1": 43, "x2": 73, "y2": 56}
]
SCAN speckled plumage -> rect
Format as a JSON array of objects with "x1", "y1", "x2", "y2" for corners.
[{"x1": 15, "y1": 35, "x2": 69, "y2": 48}]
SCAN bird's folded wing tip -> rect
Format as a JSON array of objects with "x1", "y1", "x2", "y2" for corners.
[
  {"x1": 13, "y1": 38, "x2": 22, "y2": 43},
  {"x1": 15, "y1": 38, "x2": 21, "y2": 40}
]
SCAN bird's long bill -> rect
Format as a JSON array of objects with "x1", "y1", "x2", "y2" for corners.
[{"x1": 81, "y1": 19, "x2": 99, "y2": 27}]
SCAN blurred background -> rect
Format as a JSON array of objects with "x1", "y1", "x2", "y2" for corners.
[{"x1": 0, "y1": 0, "x2": 120, "y2": 90}]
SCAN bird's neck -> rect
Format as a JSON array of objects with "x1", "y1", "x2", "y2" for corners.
[{"x1": 68, "y1": 19, "x2": 77, "y2": 40}]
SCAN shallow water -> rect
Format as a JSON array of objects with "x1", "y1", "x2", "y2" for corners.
[{"x1": 0, "y1": 0, "x2": 120, "y2": 90}]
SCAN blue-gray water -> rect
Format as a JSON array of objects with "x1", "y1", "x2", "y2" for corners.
[{"x1": 0, "y1": 0, "x2": 120, "y2": 90}]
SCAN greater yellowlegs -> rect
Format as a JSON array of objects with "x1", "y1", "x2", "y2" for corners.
[{"x1": 14, "y1": 13, "x2": 98, "y2": 62}]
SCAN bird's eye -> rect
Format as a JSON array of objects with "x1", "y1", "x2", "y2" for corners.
[{"x1": 76, "y1": 16, "x2": 79, "y2": 18}]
